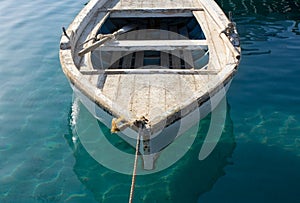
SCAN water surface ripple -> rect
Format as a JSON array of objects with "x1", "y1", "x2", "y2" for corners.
[{"x1": 0, "y1": 0, "x2": 299, "y2": 202}]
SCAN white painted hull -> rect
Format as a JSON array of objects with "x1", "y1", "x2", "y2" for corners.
[{"x1": 71, "y1": 77, "x2": 232, "y2": 169}]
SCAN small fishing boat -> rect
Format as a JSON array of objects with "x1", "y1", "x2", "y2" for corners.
[{"x1": 59, "y1": 0, "x2": 241, "y2": 170}]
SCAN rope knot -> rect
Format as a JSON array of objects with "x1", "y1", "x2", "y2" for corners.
[
  {"x1": 133, "y1": 116, "x2": 149, "y2": 129},
  {"x1": 111, "y1": 116, "x2": 149, "y2": 133}
]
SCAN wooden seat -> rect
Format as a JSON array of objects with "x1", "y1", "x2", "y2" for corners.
[{"x1": 97, "y1": 39, "x2": 208, "y2": 51}]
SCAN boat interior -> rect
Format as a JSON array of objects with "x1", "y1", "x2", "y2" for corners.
[{"x1": 90, "y1": 16, "x2": 209, "y2": 70}]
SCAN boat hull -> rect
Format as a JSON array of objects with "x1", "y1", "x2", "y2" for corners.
[
  {"x1": 60, "y1": 0, "x2": 241, "y2": 170},
  {"x1": 70, "y1": 75, "x2": 232, "y2": 169}
]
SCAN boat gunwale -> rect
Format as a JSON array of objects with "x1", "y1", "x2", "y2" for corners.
[{"x1": 59, "y1": 0, "x2": 241, "y2": 133}]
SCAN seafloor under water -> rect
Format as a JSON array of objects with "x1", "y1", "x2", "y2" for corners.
[{"x1": 0, "y1": 0, "x2": 299, "y2": 202}]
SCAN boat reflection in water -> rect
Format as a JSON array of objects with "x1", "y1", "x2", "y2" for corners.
[{"x1": 64, "y1": 96, "x2": 236, "y2": 203}]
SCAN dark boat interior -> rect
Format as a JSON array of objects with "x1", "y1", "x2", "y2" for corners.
[{"x1": 91, "y1": 16, "x2": 209, "y2": 70}]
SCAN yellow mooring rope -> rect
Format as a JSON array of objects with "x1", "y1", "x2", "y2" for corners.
[
  {"x1": 111, "y1": 117, "x2": 148, "y2": 203},
  {"x1": 128, "y1": 130, "x2": 141, "y2": 203}
]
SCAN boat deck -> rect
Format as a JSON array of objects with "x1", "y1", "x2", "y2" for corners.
[
  {"x1": 87, "y1": 73, "x2": 214, "y2": 122},
  {"x1": 74, "y1": 0, "x2": 238, "y2": 125},
  {"x1": 81, "y1": 12, "x2": 216, "y2": 122}
]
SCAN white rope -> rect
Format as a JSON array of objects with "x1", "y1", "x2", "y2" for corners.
[{"x1": 128, "y1": 131, "x2": 141, "y2": 203}]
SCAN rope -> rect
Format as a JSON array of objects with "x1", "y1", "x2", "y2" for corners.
[
  {"x1": 111, "y1": 117, "x2": 148, "y2": 203},
  {"x1": 128, "y1": 130, "x2": 141, "y2": 203}
]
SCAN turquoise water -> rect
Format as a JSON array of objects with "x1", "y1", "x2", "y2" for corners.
[{"x1": 0, "y1": 0, "x2": 300, "y2": 202}]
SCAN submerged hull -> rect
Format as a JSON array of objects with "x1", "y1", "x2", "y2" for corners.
[{"x1": 59, "y1": 0, "x2": 241, "y2": 170}]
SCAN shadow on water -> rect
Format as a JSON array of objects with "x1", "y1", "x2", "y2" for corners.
[{"x1": 64, "y1": 100, "x2": 236, "y2": 203}]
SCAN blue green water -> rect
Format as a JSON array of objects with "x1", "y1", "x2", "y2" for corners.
[{"x1": 0, "y1": 0, "x2": 300, "y2": 202}]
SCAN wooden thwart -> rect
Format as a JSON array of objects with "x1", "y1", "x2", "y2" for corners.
[
  {"x1": 81, "y1": 68, "x2": 218, "y2": 75},
  {"x1": 96, "y1": 40, "x2": 208, "y2": 51}
]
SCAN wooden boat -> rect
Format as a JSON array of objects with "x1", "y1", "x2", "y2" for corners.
[{"x1": 59, "y1": 0, "x2": 241, "y2": 170}]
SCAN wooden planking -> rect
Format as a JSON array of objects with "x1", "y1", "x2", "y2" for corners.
[
  {"x1": 178, "y1": 75, "x2": 197, "y2": 104},
  {"x1": 115, "y1": 75, "x2": 136, "y2": 110},
  {"x1": 163, "y1": 75, "x2": 184, "y2": 109},
  {"x1": 130, "y1": 74, "x2": 197, "y2": 121},
  {"x1": 80, "y1": 68, "x2": 218, "y2": 75},
  {"x1": 160, "y1": 23, "x2": 170, "y2": 68},
  {"x1": 97, "y1": 75, "x2": 219, "y2": 125},
  {"x1": 121, "y1": 30, "x2": 136, "y2": 68},
  {"x1": 148, "y1": 75, "x2": 167, "y2": 121},
  {"x1": 169, "y1": 26, "x2": 182, "y2": 69},
  {"x1": 179, "y1": 26, "x2": 194, "y2": 69},
  {"x1": 85, "y1": 74, "x2": 107, "y2": 90},
  {"x1": 134, "y1": 25, "x2": 146, "y2": 68},
  {"x1": 178, "y1": 26, "x2": 197, "y2": 92},
  {"x1": 109, "y1": 10, "x2": 195, "y2": 18},
  {"x1": 193, "y1": 74, "x2": 212, "y2": 95},
  {"x1": 151, "y1": 71, "x2": 199, "y2": 110},
  {"x1": 129, "y1": 74, "x2": 201, "y2": 121},
  {"x1": 114, "y1": 0, "x2": 201, "y2": 10},
  {"x1": 193, "y1": 10, "x2": 221, "y2": 70},
  {"x1": 199, "y1": 0, "x2": 230, "y2": 31},
  {"x1": 99, "y1": 40, "x2": 208, "y2": 51},
  {"x1": 179, "y1": 26, "x2": 198, "y2": 93},
  {"x1": 85, "y1": 74, "x2": 97, "y2": 87},
  {"x1": 130, "y1": 75, "x2": 150, "y2": 118},
  {"x1": 102, "y1": 75, "x2": 121, "y2": 101},
  {"x1": 205, "y1": 11, "x2": 228, "y2": 69}
]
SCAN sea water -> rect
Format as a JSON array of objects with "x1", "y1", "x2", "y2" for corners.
[{"x1": 0, "y1": 0, "x2": 299, "y2": 202}]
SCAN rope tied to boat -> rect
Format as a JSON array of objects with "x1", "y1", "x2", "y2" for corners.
[
  {"x1": 128, "y1": 117, "x2": 148, "y2": 203},
  {"x1": 111, "y1": 116, "x2": 148, "y2": 133},
  {"x1": 110, "y1": 116, "x2": 149, "y2": 203},
  {"x1": 221, "y1": 12, "x2": 240, "y2": 47}
]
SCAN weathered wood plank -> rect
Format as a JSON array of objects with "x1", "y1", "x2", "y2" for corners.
[
  {"x1": 179, "y1": 26, "x2": 194, "y2": 69},
  {"x1": 102, "y1": 75, "x2": 121, "y2": 101},
  {"x1": 80, "y1": 68, "x2": 218, "y2": 75},
  {"x1": 160, "y1": 23, "x2": 170, "y2": 68},
  {"x1": 134, "y1": 26, "x2": 146, "y2": 68},
  {"x1": 98, "y1": 40, "x2": 208, "y2": 51},
  {"x1": 177, "y1": 25, "x2": 198, "y2": 92},
  {"x1": 115, "y1": 75, "x2": 136, "y2": 110},
  {"x1": 148, "y1": 75, "x2": 167, "y2": 121},
  {"x1": 130, "y1": 75, "x2": 150, "y2": 118},
  {"x1": 109, "y1": 10, "x2": 197, "y2": 18},
  {"x1": 193, "y1": 10, "x2": 220, "y2": 70},
  {"x1": 121, "y1": 30, "x2": 136, "y2": 69},
  {"x1": 113, "y1": 0, "x2": 202, "y2": 10},
  {"x1": 170, "y1": 26, "x2": 182, "y2": 69},
  {"x1": 199, "y1": 0, "x2": 229, "y2": 30}
]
